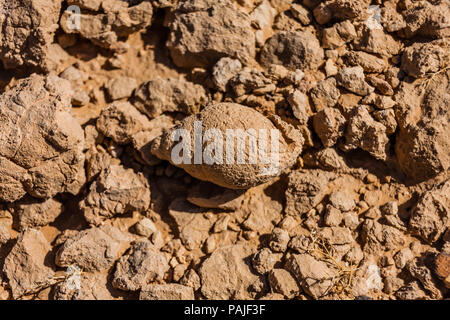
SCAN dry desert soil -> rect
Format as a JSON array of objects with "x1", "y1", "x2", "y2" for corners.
[{"x1": 0, "y1": 0, "x2": 449, "y2": 300}]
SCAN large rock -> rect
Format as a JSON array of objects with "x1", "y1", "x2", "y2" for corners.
[
  {"x1": 81, "y1": 164, "x2": 151, "y2": 225},
  {"x1": 133, "y1": 78, "x2": 207, "y2": 119},
  {"x1": 151, "y1": 103, "x2": 304, "y2": 189},
  {"x1": 260, "y1": 31, "x2": 324, "y2": 71},
  {"x1": 112, "y1": 240, "x2": 169, "y2": 291},
  {"x1": 60, "y1": 1, "x2": 153, "y2": 50},
  {"x1": 394, "y1": 70, "x2": 450, "y2": 182},
  {"x1": 0, "y1": 74, "x2": 85, "y2": 203},
  {"x1": 409, "y1": 180, "x2": 450, "y2": 244},
  {"x1": 55, "y1": 225, "x2": 131, "y2": 272},
  {"x1": 0, "y1": 0, "x2": 63, "y2": 71},
  {"x1": 3, "y1": 229, "x2": 55, "y2": 299},
  {"x1": 166, "y1": 0, "x2": 255, "y2": 68},
  {"x1": 285, "y1": 253, "x2": 338, "y2": 299},
  {"x1": 199, "y1": 243, "x2": 258, "y2": 299}
]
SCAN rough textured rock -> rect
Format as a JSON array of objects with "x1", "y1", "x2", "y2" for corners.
[
  {"x1": 151, "y1": 103, "x2": 304, "y2": 189},
  {"x1": 53, "y1": 272, "x2": 113, "y2": 300},
  {"x1": 112, "y1": 240, "x2": 169, "y2": 291},
  {"x1": 97, "y1": 101, "x2": 151, "y2": 145},
  {"x1": 286, "y1": 253, "x2": 338, "y2": 299},
  {"x1": 401, "y1": 1, "x2": 450, "y2": 39},
  {"x1": 166, "y1": 0, "x2": 255, "y2": 68},
  {"x1": 401, "y1": 40, "x2": 449, "y2": 78},
  {"x1": 168, "y1": 198, "x2": 215, "y2": 250},
  {"x1": 343, "y1": 106, "x2": 389, "y2": 160},
  {"x1": 336, "y1": 66, "x2": 374, "y2": 96},
  {"x1": 0, "y1": 74, "x2": 85, "y2": 203},
  {"x1": 105, "y1": 76, "x2": 137, "y2": 101},
  {"x1": 0, "y1": 0, "x2": 63, "y2": 71},
  {"x1": 199, "y1": 243, "x2": 258, "y2": 299},
  {"x1": 133, "y1": 78, "x2": 207, "y2": 119},
  {"x1": 310, "y1": 78, "x2": 341, "y2": 111},
  {"x1": 140, "y1": 284, "x2": 194, "y2": 300},
  {"x1": 9, "y1": 198, "x2": 63, "y2": 231},
  {"x1": 285, "y1": 170, "x2": 335, "y2": 216},
  {"x1": 312, "y1": 107, "x2": 346, "y2": 148},
  {"x1": 60, "y1": 1, "x2": 153, "y2": 50},
  {"x1": 81, "y1": 164, "x2": 150, "y2": 225},
  {"x1": 409, "y1": 180, "x2": 449, "y2": 244},
  {"x1": 3, "y1": 229, "x2": 55, "y2": 298},
  {"x1": 260, "y1": 31, "x2": 324, "y2": 71},
  {"x1": 212, "y1": 57, "x2": 243, "y2": 92},
  {"x1": 268, "y1": 269, "x2": 300, "y2": 298},
  {"x1": 394, "y1": 70, "x2": 450, "y2": 182},
  {"x1": 313, "y1": 0, "x2": 371, "y2": 25},
  {"x1": 55, "y1": 225, "x2": 131, "y2": 272}
]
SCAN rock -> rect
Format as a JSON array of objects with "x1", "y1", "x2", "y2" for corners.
[
  {"x1": 285, "y1": 253, "x2": 338, "y2": 299},
  {"x1": 401, "y1": 40, "x2": 449, "y2": 78},
  {"x1": 396, "y1": 281, "x2": 427, "y2": 300},
  {"x1": 54, "y1": 271, "x2": 113, "y2": 300},
  {"x1": 242, "y1": 192, "x2": 283, "y2": 235},
  {"x1": 329, "y1": 190, "x2": 356, "y2": 212},
  {"x1": 0, "y1": 222, "x2": 10, "y2": 244},
  {"x1": 260, "y1": 31, "x2": 324, "y2": 71},
  {"x1": 342, "y1": 51, "x2": 387, "y2": 73},
  {"x1": 366, "y1": 76, "x2": 394, "y2": 96},
  {"x1": 393, "y1": 248, "x2": 414, "y2": 269},
  {"x1": 343, "y1": 106, "x2": 389, "y2": 160},
  {"x1": 81, "y1": 164, "x2": 151, "y2": 225},
  {"x1": 168, "y1": 198, "x2": 216, "y2": 250},
  {"x1": 250, "y1": 0, "x2": 277, "y2": 29},
  {"x1": 285, "y1": 170, "x2": 335, "y2": 216},
  {"x1": 336, "y1": 66, "x2": 374, "y2": 96},
  {"x1": 212, "y1": 58, "x2": 242, "y2": 92},
  {"x1": 287, "y1": 90, "x2": 312, "y2": 124},
  {"x1": 105, "y1": 76, "x2": 137, "y2": 101},
  {"x1": 180, "y1": 269, "x2": 201, "y2": 291},
  {"x1": 395, "y1": 70, "x2": 449, "y2": 182},
  {"x1": 199, "y1": 243, "x2": 258, "y2": 299},
  {"x1": 321, "y1": 20, "x2": 357, "y2": 49},
  {"x1": 434, "y1": 253, "x2": 450, "y2": 280},
  {"x1": 55, "y1": 225, "x2": 131, "y2": 272},
  {"x1": 409, "y1": 180, "x2": 449, "y2": 244},
  {"x1": 97, "y1": 101, "x2": 150, "y2": 145},
  {"x1": 407, "y1": 259, "x2": 442, "y2": 299},
  {"x1": 290, "y1": 3, "x2": 312, "y2": 25},
  {"x1": 372, "y1": 109, "x2": 397, "y2": 135},
  {"x1": 312, "y1": 107, "x2": 346, "y2": 147},
  {"x1": 166, "y1": 0, "x2": 255, "y2": 68},
  {"x1": 133, "y1": 218, "x2": 157, "y2": 238},
  {"x1": 133, "y1": 77, "x2": 207, "y2": 119},
  {"x1": 0, "y1": 0, "x2": 63, "y2": 71},
  {"x1": 229, "y1": 68, "x2": 274, "y2": 97},
  {"x1": 310, "y1": 78, "x2": 341, "y2": 111},
  {"x1": 401, "y1": 1, "x2": 450, "y2": 39},
  {"x1": 0, "y1": 74, "x2": 85, "y2": 202},
  {"x1": 268, "y1": 269, "x2": 300, "y2": 298},
  {"x1": 187, "y1": 181, "x2": 245, "y2": 210},
  {"x1": 313, "y1": 0, "x2": 371, "y2": 25},
  {"x1": 3, "y1": 229, "x2": 55, "y2": 298},
  {"x1": 140, "y1": 284, "x2": 194, "y2": 300},
  {"x1": 60, "y1": 1, "x2": 153, "y2": 50},
  {"x1": 303, "y1": 148, "x2": 347, "y2": 171},
  {"x1": 361, "y1": 220, "x2": 405, "y2": 253},
  {"x1": 112, "y1": 240, "x2": 169, "y2": 291},
  {"x1": 269, "y1": 228, "x2": 290, "y2": 253},
  {"x1": 9, "y1": 198, "x2": 63, "y2": 231},
  {"x1": 355, "y1": 27, "x2": 401, "y2": 57},
  {"x1": 324, "y1": 205, "x2": 343, "y2": 227},
  {"x1": 66, "y1": 0, "x2": 101, "y2": 11},
  {"x1": 150, "y1": 103, "x2": 304, "y2": 189}
]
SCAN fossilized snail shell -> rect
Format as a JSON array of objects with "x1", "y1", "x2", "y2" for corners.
[{"x1": 151, "y1": 103, "x2": 304, "y2": 189}]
